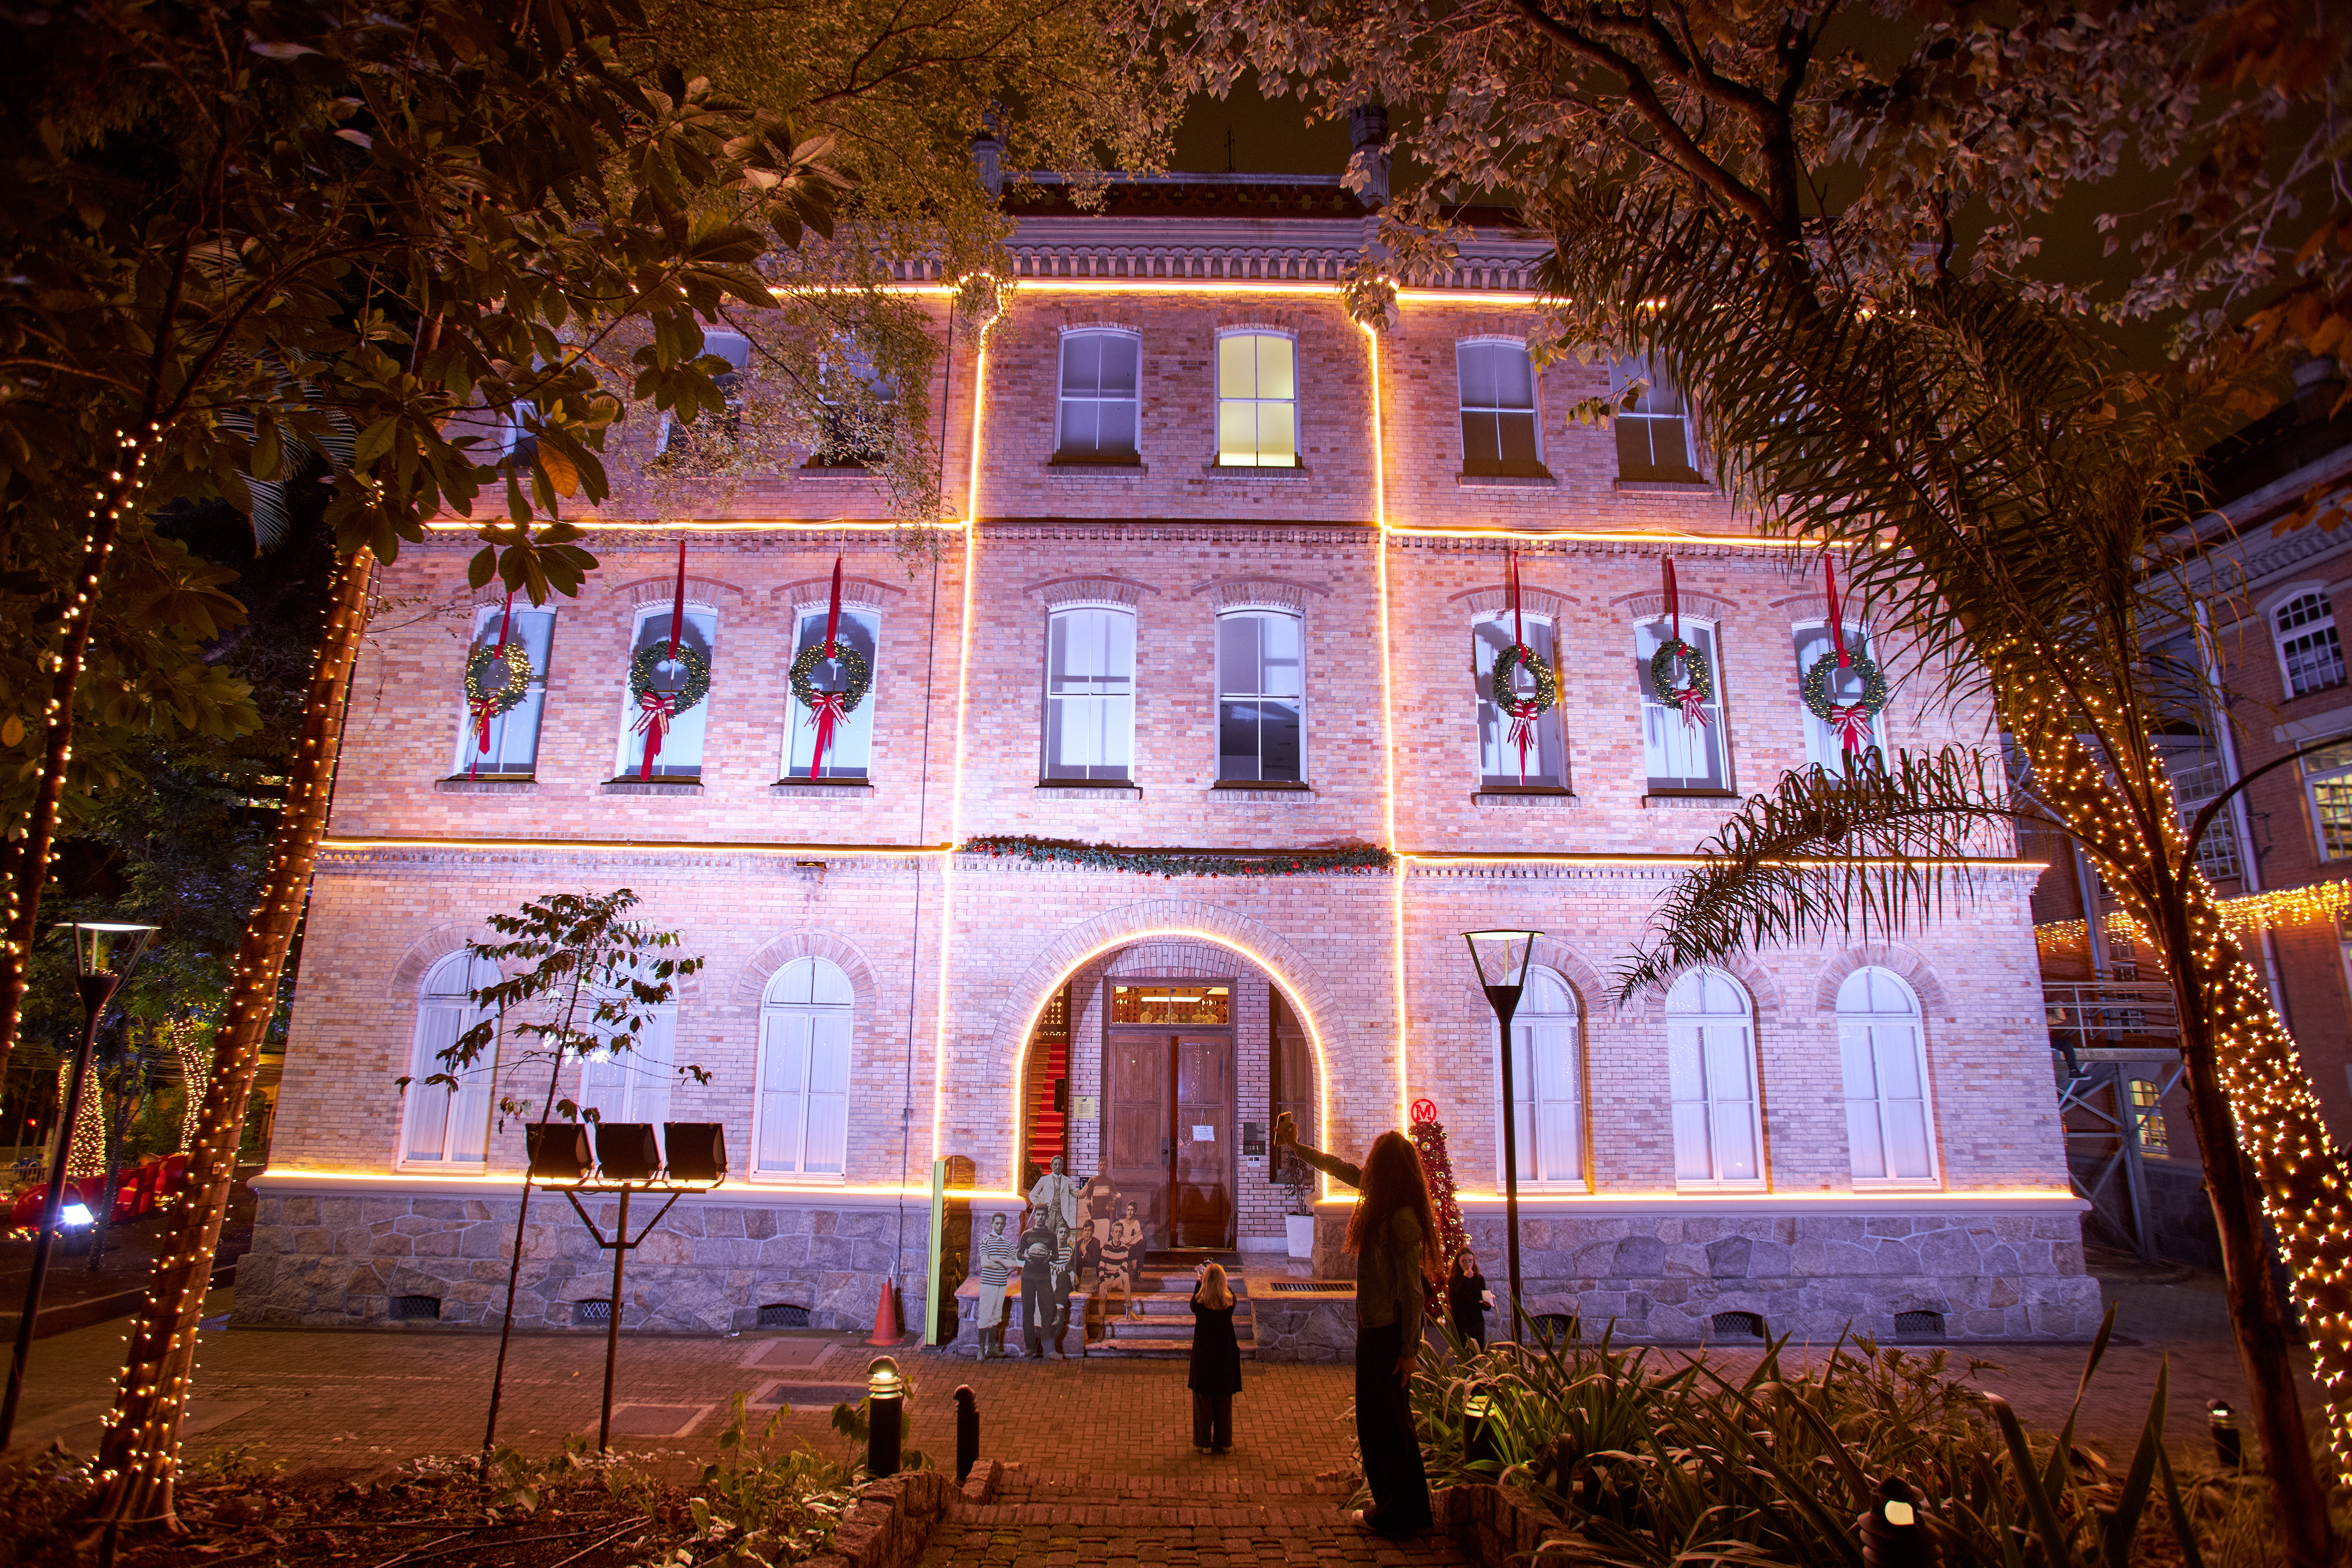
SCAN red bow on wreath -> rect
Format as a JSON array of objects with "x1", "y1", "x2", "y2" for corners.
[
  {"x1": 805, "y1": 556, "x2": 848, "y2": 780},
  {"x1": 1502, "y1": 551, "x2": 1545, "y2": 780},
  {"x1": 468, "y1": 592, "x2": 515, "y2": 780}
]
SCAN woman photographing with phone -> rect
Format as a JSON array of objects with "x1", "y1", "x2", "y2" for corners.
[{"x1": 1272, "y1": 1110, "x2": 1437, "y2": 1539}]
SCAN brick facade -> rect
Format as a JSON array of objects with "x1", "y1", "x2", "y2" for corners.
[{"x1": 238, "y1": 176, "x2": 2096, "y2": 1346}]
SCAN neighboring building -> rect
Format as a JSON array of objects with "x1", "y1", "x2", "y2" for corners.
[
  {"x1": 234, "y1": 149, "x2": 2096, "y2": 1348},
  {"x1": 2027, "y1": 356, "x2": 2352, "y2": 1268}
]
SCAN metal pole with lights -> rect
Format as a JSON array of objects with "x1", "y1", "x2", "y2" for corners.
[
  {"x1": 2, "y1": 920, "x2": 159, "y2": 1448},
  {"x1": 1463, "y1": 929, "x2": 1540, "y2": 1339}
]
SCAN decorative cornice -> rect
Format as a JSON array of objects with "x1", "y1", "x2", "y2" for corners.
[
  {"x1": 1023, "y1": 573, "x2": 1160, "y2": 608},
  {"x1": 773, "y1": 574, "x2": 907, "y2": 611},
  {"x1": 609, "y1": 573, "x2": 746, "y2": 610},
  {"x1": 1610, "y1": 589, "x2": 1740, "y2": 624},
  {"x1": 1191, "y1": 575, "x2": 1329, "y2": 612},
  {"x1": 1448, "y1": 582, "x2": 1570, "y2": 619},
  {"x1": 983, "y1": 522, "x2": 1376, "y2": 546}
]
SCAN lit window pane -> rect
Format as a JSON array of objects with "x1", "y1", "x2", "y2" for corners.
[
  {"x1": 1256, "y1": 336, "x2": 1295, "y2": 400},
  {"x1": 1217, "y1": 401, "x2": 1257, "y2": 467},
  {"x1": 1219, "y1": 335, "x2": 1255, "y2": 398}
]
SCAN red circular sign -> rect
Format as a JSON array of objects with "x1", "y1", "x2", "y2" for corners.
[{"x1": 1409, "y1": 1097, "x2": 1438, "y2": 1124}]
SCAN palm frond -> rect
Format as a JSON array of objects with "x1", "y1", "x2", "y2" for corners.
[{"x1": 1612, "y1": 748, "x2": 2023, "y2": 1004}]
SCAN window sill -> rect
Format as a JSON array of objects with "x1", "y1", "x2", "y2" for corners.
[
  {"x1": 797, "y1": 465, "x2": 883, "y2": 480},
  {"x1": 1472, "y1": 788, "x2": 1580, "y2": 808},
  {"x1": 1209, "y1": 783, "x2": 1316, "y2": 802},
  {"x1": 1034, "y1": 781, "x2": 1142, "y2": 800},
  {"x1": 1047, "y1": 457, "x2": 1146, "y2": 475},
  {"x1": 1643, "y1": 791, "x2": 1738, "y2": 809},
  {"x1": 436, "y1": 776, "x2": 538, "y2": 795},
  {"x1": 743, "y1": 1170, "x2": 847, "y2": 1187},
  {"x1": 1674, "y1": 1180, "x2": 1769, "y2": 1193},
  {"x1": 769, "y1": 778, "x2": 873, "y2": 799},
  {"x1": 1615, "y1": 476, "x2": 1714, "y2": 493},
  {"x1": 1849, "y1": 1178, "x2": 1945, "y2": 1192},
  {"x1": 1202, "y1": 461, "x2": 1310, "y2": 478},
  {"x1": 602, "y1": 777, "x2": 703, "y2": 796},
  {"x1": 1456, "y1": 470, "x2": 1557, "y2": 489}
]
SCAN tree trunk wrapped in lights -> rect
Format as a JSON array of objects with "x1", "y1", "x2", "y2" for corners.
[
  {"x1": 61, "y1": 1063, "x2": 109, "y2": 1180},
  {"x1": 93, "y1": 554, "x2": 372, "y2": 1529},
  {"x1": 169, "y1": 1018, "x2": 211, "y2": 1155}
]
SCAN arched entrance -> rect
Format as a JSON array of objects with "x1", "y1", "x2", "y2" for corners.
[{"x1": 1001, "y1": 928, "x2": 1331, "y2": 1256}]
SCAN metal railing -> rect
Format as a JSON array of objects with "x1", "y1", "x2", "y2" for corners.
[{"x1": 2045, "y1": 981, "x2": 2181, "y2": 1064}]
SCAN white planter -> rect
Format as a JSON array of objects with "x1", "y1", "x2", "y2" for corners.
[{"x1": 1285, "y1": 1213, "x2": 1316, "y2": 1260}]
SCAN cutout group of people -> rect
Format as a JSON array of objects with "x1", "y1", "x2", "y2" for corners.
[{"x1": 970, "y1": 1155, "x2": 1149, "y2": 1359}]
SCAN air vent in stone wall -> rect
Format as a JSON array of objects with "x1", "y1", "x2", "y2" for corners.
[
  {"x1": 1894, "y1": 1309, "x2": 1948, "y2": 1341},
  {"x1": 1709, "y1": 1310, "x2": 1767, "y2": 1340},
  {"x1": 389, "y1": 1294, "x2": 441, "y2": 1322},
  {"x1": 757, "y1": 1302, "x2": 812, "y2": 1328},
  {"x1": 572, "y1": 1299, "x2": 613, "y2": 1326},
  {"x1": 1531, "y1": 1313, "x2": 1581, "y2": 1344}
]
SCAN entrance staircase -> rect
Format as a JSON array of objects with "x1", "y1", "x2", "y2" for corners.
[{"x1": 1086, "y1": 1252, "x2": 1255, "y2": 1360}]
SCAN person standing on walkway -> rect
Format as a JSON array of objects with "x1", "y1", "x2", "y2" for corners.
[
  {"x1": 1273, "y1": 1111, "x2": 1436, "y2": 1539},
  {"x1": 1188, "y1": 1261, "x2": 1241, "y2": 1454},
  {"x1": 973, "y1": 1212, "x2": 1017, "y2": 1360},
  {"x1": 1448, "y1": 1250, "x2": 1491, "y2": 1352}
]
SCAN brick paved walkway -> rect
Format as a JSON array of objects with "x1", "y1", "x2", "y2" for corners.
[{"x1": 920, "y1": 1468, "x2": 1472, "y2": 1567}]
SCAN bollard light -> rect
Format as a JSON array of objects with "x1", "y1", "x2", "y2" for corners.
[
  {"x1": 1857, "y1": 1476, "x2": 1944, "y2": 1567},
  {"x1": 867, "y1": 1356, "x2": 907, "y2": 1477},
  {"x1": 954, "y1": 1384, "x2": 979, "y2": 1484},
  {"x1": 2208, "y1": 1399, "x2": 2242, "y2": 1469},
  {"x1": 1462, "y1": 1390, "x2": 1499, "y2": 1468}
]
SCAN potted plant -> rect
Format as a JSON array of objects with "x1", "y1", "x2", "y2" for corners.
[{"x1": 1279, "y1": 1150, "x2": 1316, "y2": 1260}]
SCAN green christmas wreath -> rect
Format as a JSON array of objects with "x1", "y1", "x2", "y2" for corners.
[
  {"x1": 1650, "y1": 637, "x2": 1713, "y2": 716},
  {"x1": 1802, "y1": 642, "x2": 1888, "y2": 743},
  {"x1": 789, "y1": 639, "x2": 872, "y2": 716},
  {"x1": 629, "y1": 640, "x2": 711, "y2": 714},
  {"x1": 465, "y1": 641, "x2": 533, "y2": 719},
  {"x1": 1491, "y1": 642, "x2": 1557, "y2": 717}
]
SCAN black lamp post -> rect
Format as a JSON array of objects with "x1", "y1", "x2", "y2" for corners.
[
  {"x1": 2, "y1": 919, "x2": 158, "y2": 1448},
  {"x1": 1463, "y1": 928, "x2": 1540, "y2": 1338}
]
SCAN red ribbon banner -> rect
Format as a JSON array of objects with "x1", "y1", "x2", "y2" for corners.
[
  {"x1": 807, "y1": 554, "x2": 848, "y2": 780},
  {"x1": 1662, "y1": 556, "x2": 1707, "y2": 727},
  {"x1": 1502, "y1": 549, "x2": 1544, "y2": 783},
  {"x1": 639, "y1": 541, "x2": 690, "y2": 780},
  {"x1": 469, "y1": 591, "x2": 516, "y2": 780},
  {"x1": 1822, "y1": 559, "x2": 1866, "y2": 752}
]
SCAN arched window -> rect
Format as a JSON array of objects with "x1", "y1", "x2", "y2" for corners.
[
  {"x1": 2273, "y1": 587, "x2": 2345, "y2": 698},
  {"x1": 754, "y1": 958, "x2": 853, "y2": 1177},
  {"x1": 1216, "y1": 331, "x2": 1297, "y2": 467},
  {"x1": 1507, "y1": 967, "x2": 1583, "y2": 1185},
  {"x1": 1216, "y1": 608, "x2": 1303, "y2": 782},
  {"x1": 575, "y1": 957, "x2": 678, "y2": 1134},
  {"x1": 614, "y1": 603, "x2": 719, "y2": 780},
  {"x1": 399, "y1": 952, "x2": 502, "y2": 1167},
  {"x1": 1837, "y1": 968, "x2": 1935, "y2": 1182},
  {"x1": 1474, "y1": 610, "x2": 1565, "y2": 787},
  {"x1": 1665, "y1": 967, "x2": 1763, "y2": 1185},
  {"x1": 1456, "y1": 340, "x2": 1544, "y2": 477}
]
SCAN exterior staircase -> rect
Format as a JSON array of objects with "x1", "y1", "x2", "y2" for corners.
[{"x1": 1085, "y1": 1264, "x2": 1257, "y2": 1360}]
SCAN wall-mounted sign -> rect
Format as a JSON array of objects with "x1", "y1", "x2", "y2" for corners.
[
  {"x1": 1072, "y1": 1095, "x2": 1097, "y2": 1119},
  {"x1": 1191, "y1": 1124, "x2": 1215, "y2": 1143},
  {"x1": 1241, "y1": 1120, "x2": 1266, "y2": 1158}
]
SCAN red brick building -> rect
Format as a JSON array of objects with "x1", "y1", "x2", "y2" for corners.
[{"x1": 237, "y1": 166, "x2": 2097, "y2": 1350}]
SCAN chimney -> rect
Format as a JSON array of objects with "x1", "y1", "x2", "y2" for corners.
[
  {"x1": 971, "y1": 106, "x2": 1005, "y2": 200},
  {"x1": 1347, "y1": 103, "x2": 1390, "y2": 210}
]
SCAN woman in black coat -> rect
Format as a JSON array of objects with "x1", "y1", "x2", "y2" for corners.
[
  {"x1": 1188, "y1": 1261, "x2": 1242, "y2": 1454},
  {"x1": 1448, "y1": 1250, "x2": 1490, "y2": 1351}
]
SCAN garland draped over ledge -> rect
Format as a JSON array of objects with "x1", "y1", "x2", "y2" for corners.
[{"x1": 963, "y1": 835, "x2": 1394, "y2": 879}]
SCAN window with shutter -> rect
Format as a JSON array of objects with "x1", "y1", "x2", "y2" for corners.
[
  {"x1": 1043, "y1": 606, "x2": 1136, "y2": 781},
  {"x1": 754, "y1": 958, "x2": 855, "y2": 1177},
  {"x1": 1836, "y1": 968, "x2": 1937, "y2": 1183},
  {"x1": 1505, "y1": 968, "x2": 1584, "y2": 1186},
  {"x1": 1664, "y1": 967, "x2": 1764, "y2": 1186},
  {"x1": 398, "y1": 952, "x2": 502, "y2": 1168},
  {"x1": 450, "y1": 606, "x2": 554, "y2": 777}
]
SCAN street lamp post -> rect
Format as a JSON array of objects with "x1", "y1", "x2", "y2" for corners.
[
  {"x1": 2, "y1": 920, "x2": 158, "y2": 1448},
  {"x1": 1463, "y1": 929, "x2": 1540, "y2": 1339}
]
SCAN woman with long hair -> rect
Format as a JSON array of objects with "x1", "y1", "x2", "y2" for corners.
[
  {"x1": 1187, "y1": 1261, "x2": 1242, "y2": 1454},
  {"x1": 1273, "y1": 1111, "x2": 1438, "y2": 1538}
]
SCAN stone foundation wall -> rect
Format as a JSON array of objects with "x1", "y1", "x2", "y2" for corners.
[
  {"x1": 234, "y1": 1189, "x2": 923, "y2": 1333},
  {"x1": 1310, "y1": 1204, "x2": 2101, "y2": 1344}
]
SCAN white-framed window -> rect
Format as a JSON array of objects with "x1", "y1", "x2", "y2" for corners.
[
  {"x1": 1793, "y1": 622, "x2": 1886, "y2": 773},
  {"x1": 785, "y1": 605, "x2": 880, "y2": 780},
  {"x1": 450, "y1": 605, "x2": 554, "y2": 777},
  {"x1": 1637, "y1": 617, "x2": 1730, "y2": 791},
  {"x1": 1056, "y1": 330, "x2": 1141, "y2": 461},
  {"x1": 614, "y1": 604, "x2": 719, "y2": 780},
  {"x1": 398, "y1": 952, "x2": 502, "y2": 1168},
  {"x1": 654, "y1": 331, "x2": 751, "y2": 462},
  {"x1": 2160, "y1": 741, "x2": 2244, "y2": 882},
  {"x1": 1473, "y1": 612, "x2": 1566, "y2": 787},
  {"x1": 2128, "y1": 1077, "x2": 2169, "y2": 1154},
  {"x1": 2302, "y1": 735, "x2": 2352, "y2": 860},
  {"x1": 1836, "y1": 967, "x2": 1937, "y2": 1183},
  {"x1": 1457, "y1": 340, "x2": 1544, "y2": 476},
  {"x1": 575, "y1": 960, "x2": 678, "y2": 1137},
  {"x1": 753, "y1": 957, "x2": 853, "y2": 1177},
  {"x1": 1611, "y1": 355, "x2": 1700, "y2": 482},
  {"x1": 1506, "y1": 967, "x2": 1584, "y2": 1186},
  {"x1": 1665, "y1": 967, "x2": 1763, "y2": 1186},
  {"x1": 1216, "y1": 332, "x2": 1297, "y2": 467},
  {"x1": 1043, "y1": 606, "x2": 1135, "y2": 781},
  {"x1": 1216, "y1": 609, "x2": 1303, "y2": 782},
  {"x1": 811, "y1": 337, "x2": 895, "y2": 468},
  {"x1": 2274, "y1": 588, "x2": 2345, "y2": 698}
]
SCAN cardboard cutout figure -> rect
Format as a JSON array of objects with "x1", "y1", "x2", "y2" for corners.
[
  {"x1": 1102, "y1": 1199, "x2": 1145, "y2": 1320},
  {"x1": 1018, "y1": 1221, "x2": 1059, "y2": 1358},
  {"x1": 1048, "y1": 1227, "x2": 1078, "y2": 1355},
  {"x1": 1028, "y1": 1155, "x2": 1079, "y2": 1251},
  {"x1": 973, "y1": 1212, "x2": 1016, "y2": 1359}
]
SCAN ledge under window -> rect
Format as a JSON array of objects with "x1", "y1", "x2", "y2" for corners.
[
  {"x1": 797, "y1": 465, "x2": 883, "y2": 480},
  {"x1": 436, "y1": 776, "x2": 537, "y2": 795},
  {"x1": 602, "y1": 777, "x2": 703, "y2": 796},
  {"x1": 1472, "y1": 788, "x2": 1580, "y2": 808},
  {"x1": 1211, "y1": 781, "x2": 1316, "y2": 802},
  {"x1": 1615, "y1": 477, "x2": 1716, "y2": 494},
  {"x1": 1048, "y1": 456, "x2": 1146, "y2": 475},
  {"x1": 1204, "y1": 461, "x2": 1310, "y2": 479},
  {"x1": 1457, "y1": 469, "x2": 1557, "y2": 489},
  {"x1": 769, "y1": 778, "x2": 874, "y2": 800},
  {"x1": 1643, "y1": 790, "x2": 1738, "y2": 809},
  {"x1": 1034, "y1": 780, "x2": 1142, "y2": 800}
]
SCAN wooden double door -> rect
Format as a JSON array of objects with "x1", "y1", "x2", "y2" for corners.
[{"x1": 1103, "y1": 1030, "x2": 1235, "y2": 1251}]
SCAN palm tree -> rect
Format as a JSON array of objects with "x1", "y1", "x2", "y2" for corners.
[{"x1": 1542, "y1": 194, "x2": 2349, "y2": 1554}]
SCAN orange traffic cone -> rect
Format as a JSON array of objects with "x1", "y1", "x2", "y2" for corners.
[{"x1": 865, "y1": 1277, "x2": 903, "y2": 1346}]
